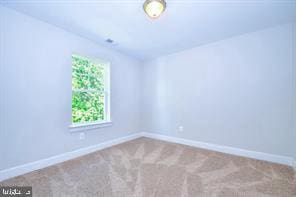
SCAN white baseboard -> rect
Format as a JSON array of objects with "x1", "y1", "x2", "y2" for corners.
[
  {"x1": 0, "y1": 133, "x2": 142, "y2": 182},
  {"x1": 141, "y1": 132, "x2": 295, "y2": 167},
  {"x1": 1, "y1": 132, "x2": 295, "y2": 182}
]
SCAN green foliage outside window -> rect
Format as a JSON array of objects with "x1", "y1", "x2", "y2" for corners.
[{"x1": 72, "y1": 55, "x2": 105, "y2": 123}]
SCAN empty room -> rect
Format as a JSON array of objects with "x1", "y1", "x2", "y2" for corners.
[{"x1": 0, "y1": 0, "x2": 295, "y2": 196}]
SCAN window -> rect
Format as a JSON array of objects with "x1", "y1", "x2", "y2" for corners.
[{"x1": 71, "y1": 54, "x2": 110, "y2": 130}]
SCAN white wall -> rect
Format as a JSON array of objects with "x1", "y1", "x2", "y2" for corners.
[
  {"x1": 141, "y1": 23, "x2": 296, "y2": 160},
  {"x1": 0, "y1": 6, "x2": 141, "y2": 170},
  {"x1": 1, "y1": 5, "x2": 295, "y2": 171}
]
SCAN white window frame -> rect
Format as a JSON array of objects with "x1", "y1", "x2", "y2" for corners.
[{"x1": 69, "y1": 54, "x2": 112, "y2": 132}]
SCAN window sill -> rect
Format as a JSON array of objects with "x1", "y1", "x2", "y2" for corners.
[{"x1": 69, "y1": 121, "x2": 112, "y2": 133}]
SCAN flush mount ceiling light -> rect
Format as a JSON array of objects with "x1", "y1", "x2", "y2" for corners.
[{"x1": 143, "y1": 0, "x2": 166, "y2": 19}]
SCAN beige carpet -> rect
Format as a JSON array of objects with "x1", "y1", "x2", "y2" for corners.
[{"x1": 1, "y1": 137, "x2": 295, "y2": 197}]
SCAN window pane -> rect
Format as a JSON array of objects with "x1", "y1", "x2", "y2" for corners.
[
  {"x1": 72, "y1": 55, "x2": 105, "y2": 91},
  {"x1": 89, "y1": 62, "x2": 105, "y2": 91},
  {"x1": 72, "y1": 91, "x2": 105, "y2": 123},
  {"x1": 72, "y1": 55, "x2": 90, "y2": 89},
  {"x1": 72, "y1": 73, "x2": 89, "y2": 89}
]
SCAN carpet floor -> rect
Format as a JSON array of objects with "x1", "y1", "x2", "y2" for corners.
[{"x1": 1, "y1": 137, "x2": 295, "y2": 197}]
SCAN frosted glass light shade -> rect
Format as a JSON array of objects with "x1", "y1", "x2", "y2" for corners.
[{"x1": 143, "y1": 0, "x2": 166, "y2": 19}]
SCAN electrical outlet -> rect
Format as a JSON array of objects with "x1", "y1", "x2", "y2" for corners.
[
  {"x1": 178, "y1": 126, "x2": 184, "y2": 132},
  {"x1": 79, "y1": 132, "x2": 85, "y2": 140}
]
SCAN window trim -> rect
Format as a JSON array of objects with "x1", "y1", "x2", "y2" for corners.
[
  {"x1": 69, "y1": 54, "x2": 111, "y2": 132},
  {"x1": 69, "y1": 121, "x2": 112, "y2": 133}
]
